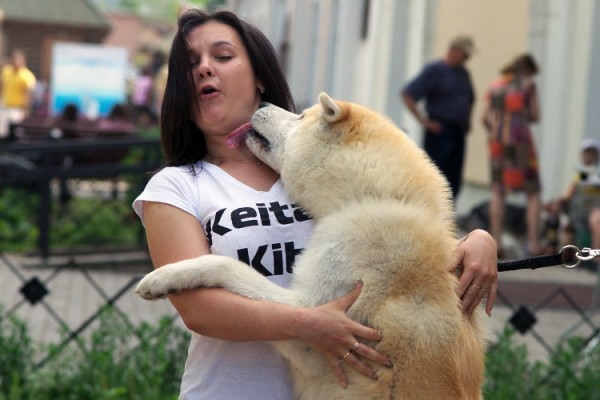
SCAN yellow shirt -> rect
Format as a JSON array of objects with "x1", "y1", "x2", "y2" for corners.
[{"x1": 1, "y1": 64, "x2": 36, "y2": 108}]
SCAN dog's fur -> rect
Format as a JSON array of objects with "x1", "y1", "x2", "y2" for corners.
[{"x1": 136, "y1": 93, "x2": 485, "y2": 399}]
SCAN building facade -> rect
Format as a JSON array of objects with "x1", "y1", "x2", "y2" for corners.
[{"x1": 226, "y1": 0, "x2": 600, "y2": 201}]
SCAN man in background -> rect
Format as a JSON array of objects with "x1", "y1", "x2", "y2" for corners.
[
  {"x1": 401, "y1": 35, "x2": 476, "y2": 201},
  {"x1": 0, "y1": 49, "x2": 36, "y2": 138}
]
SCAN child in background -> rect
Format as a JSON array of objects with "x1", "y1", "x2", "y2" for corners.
[{"x1": 543, "y1": 139, "x2": 600, "y2": 255}]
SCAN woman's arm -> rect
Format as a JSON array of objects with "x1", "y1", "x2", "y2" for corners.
[
  {"x1": 142, "y1": 201, "x2": 390, "y2": 386},
  {"x1": 481, "y1": 99, "x2": 492, "y2": 131},
  {"x1": 527, "y1": 83, "x2": 540, "y2": 123}
]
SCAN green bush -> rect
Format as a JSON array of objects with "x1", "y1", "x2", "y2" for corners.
[
  {"x1": 484, "y1": 326, "x2": 600, "y2": 399},
  {"x1": 51, "y1": 198, "x2": 141, "y2": 247},
  {"x1": 0, "y1": 188, "x2": 40, "y2": 251},
  {"x1": 0, "y1": 311, "x2": 35, "y2": 397},
  {"x1": 0, "y1": 187, "x2": 143, "y2": 253},
  {"x1": 2, "y1": 307, "x2": 599, "y2": 399},
  {"x1": 0, "y1": 307, "x2": 189, "y2": 400}
]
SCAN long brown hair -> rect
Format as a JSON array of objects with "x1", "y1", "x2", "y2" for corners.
[
  {"x1": 501, "y1": 53, "x2": 539, "y2": 76},
  {"x1": 160, "y1": 9, "x2": 295, "y2": 167}
]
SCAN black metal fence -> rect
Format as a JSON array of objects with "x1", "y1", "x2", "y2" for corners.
[
  {"x1": 498, "y1": 287, "x2": 598, "y2": 353},
  {"x1": 1, "y1": 134, "x2": 163, "y2": 258}
]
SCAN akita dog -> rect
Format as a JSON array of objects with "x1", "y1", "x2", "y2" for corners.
[{"x1": 136, "y1": 93, "x2": 486, "y2": 399}]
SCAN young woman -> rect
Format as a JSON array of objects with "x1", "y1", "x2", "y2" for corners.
[
  {"x1": 133, "y1": 9, "x2": 498, "y2": 399},
  {"x1": 483, "y1": 53, "x2": 542, "y2": 257}
]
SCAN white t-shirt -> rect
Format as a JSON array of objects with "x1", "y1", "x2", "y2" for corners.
[{"x1": 133, "y1": 161, "x2": 314, "y2": 400}]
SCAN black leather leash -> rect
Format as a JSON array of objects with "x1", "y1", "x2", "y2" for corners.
[{"x1": 497, "y1": 245, "x2": 585, "y2": 272}]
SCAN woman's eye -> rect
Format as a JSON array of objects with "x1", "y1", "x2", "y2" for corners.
[{"x1": 216, "y1": 55, "x2": 233, "y2": 61}]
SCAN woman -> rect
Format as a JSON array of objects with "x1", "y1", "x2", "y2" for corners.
[
  {"x1": 133, "y1": 9, "x2": 498, "y2": 399},
  {"x1": 482, "y1": 53, "x2": 542, "y2": 257}
]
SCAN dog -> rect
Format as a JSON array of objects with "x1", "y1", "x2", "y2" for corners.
[{"x1": 136, "y1": 93, "x2": 485, "y2": 399}]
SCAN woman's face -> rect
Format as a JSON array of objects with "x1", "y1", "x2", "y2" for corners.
[{"x1": 187, "y1": 21, "x2": 261, "y2": 138}]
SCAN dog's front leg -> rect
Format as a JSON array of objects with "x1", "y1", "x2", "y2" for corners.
[{"x1": 136, "y1": 254, "x2": 299, "y2": 305}]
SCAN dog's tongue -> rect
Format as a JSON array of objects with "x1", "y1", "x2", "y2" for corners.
[{"x1": 226, "y1": 123, "x2": 253, "y2": 148}]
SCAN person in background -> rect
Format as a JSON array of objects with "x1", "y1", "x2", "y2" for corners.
[
  {"x1": 0, "y1": 49, "x2": 37, "y2": 138},
  {"x1": 55, "y1": 103, "x2": 80, "y2": 139},
  {"x1": 132, "y1": 9, "x2": 498, "y2": 399},
  {"x1": 401, "y1": 35, "x2": 476, "y2": 201},
  {"x1": 96, "y1": 103, "x2": 136, "y2": 135},
  {"x1": 545, "y1": 139, "x2": 600, "y2": 257},
  {"x1": 131, "y1": 65, "x2": 154, "y2": 126},
  {"x1": 482, "y1": 53, "x2": 542, "y2": 257},
  {"x1": 152, "y1": 62, "x2": 168, "y2": 121}
]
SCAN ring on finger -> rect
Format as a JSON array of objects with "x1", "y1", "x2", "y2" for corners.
[
  {"x1": 471, "y1": 283, "x2": 482, "y2": 290},
  {"x1": 342, "y1": 351, "x2": 351, "y2": 360},
  {"x1": 352, "y1": 342, "x2": 360, "y2": 352}
]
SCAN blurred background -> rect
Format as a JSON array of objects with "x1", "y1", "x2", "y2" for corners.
[
  {"x1": 225, "y1": 0, "x2": 600, "y2": 211},
  {"x1": 1, "y1": 0, "x2": 597, "y2": 202}
]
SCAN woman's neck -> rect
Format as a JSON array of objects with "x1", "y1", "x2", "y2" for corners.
[
  {"x1": 204, "y1": 145, "x2": 262, "y2": 166},
  {"x1": 204, "y1": 154, "x2": 262, "y2": 166}
]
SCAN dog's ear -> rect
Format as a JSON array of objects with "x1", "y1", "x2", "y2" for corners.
[{"x1": 318, "y1": 92, "x2": 347, "y2": 123}]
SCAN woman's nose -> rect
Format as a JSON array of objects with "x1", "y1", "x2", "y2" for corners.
[{"x1": 197, "y1": 60, "x2": 214, "y2": 78}]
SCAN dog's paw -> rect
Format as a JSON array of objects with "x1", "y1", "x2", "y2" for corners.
[{"x1": 135, "y1": 267, "x2": 184, "y2": 300}]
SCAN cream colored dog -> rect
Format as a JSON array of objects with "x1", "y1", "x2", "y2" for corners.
[{"x1": 136, "y1": 93, "x2": 485, "y2": 399}]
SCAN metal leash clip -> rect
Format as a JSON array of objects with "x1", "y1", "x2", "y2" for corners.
[
  {"x1": 561, "y1": 245, "x2": 600, "y2": 269},
  {"x1": 575, "y1": 247, "x2": 600, "y2": 262}
]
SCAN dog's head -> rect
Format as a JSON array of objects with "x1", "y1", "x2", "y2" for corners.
[{"x1": 229, "y1": 92, "x2": 451, "y2": 220}]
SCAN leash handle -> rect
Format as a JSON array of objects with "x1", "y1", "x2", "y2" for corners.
[{"x1": 497, "y1": 245, "x2": 580, "y2": 272}]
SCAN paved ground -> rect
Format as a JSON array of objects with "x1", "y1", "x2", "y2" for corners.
[{"x1": 1, "y1": 183, "x2": 600, "y2": 364}]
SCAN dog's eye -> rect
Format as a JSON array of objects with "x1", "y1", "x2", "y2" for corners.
[
  {"x1": 254, "y1": 131, "x2": 271, "y2": 152},
  {"x1": 260, "y1": 136, "x2": 271, "y2": 152}
]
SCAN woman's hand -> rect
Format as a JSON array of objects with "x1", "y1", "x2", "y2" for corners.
[
  {"x1": 454, "y1": 229, "x2": 498, "y2": 316},
  {"x1": 292, "y1": 282, "x2": 391, "y2": 388}
]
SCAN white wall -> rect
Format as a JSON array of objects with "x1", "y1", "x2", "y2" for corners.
[{"x1": 530, "y1": 0, "x2": 597, "y2": 200}]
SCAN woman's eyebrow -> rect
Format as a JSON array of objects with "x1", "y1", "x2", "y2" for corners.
[
  {"x1": 212, "y1": 40, "x2": 237, "y2": 49},
  {"x1": 187, "y1": 40, "x2": 237, "y2": 57}
]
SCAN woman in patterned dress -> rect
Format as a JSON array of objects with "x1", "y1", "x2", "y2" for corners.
[{"x1": 482, "y1": 54, "x2": 542, "y2": 257}]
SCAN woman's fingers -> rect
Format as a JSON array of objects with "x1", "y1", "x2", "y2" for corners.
[
  {"x1": 336, "y1": 281, "x2": 363, "y2": 310},
  {"x1": 485, "y1": 284, "x2": 498, "y2": 316},
  {"x1": 319, "y1": 281, "x2": 393, "y2": 386},
  {"x1": 327, "y1": 355, "x2": 348, "y2": 388},
  {"x1": 463, "y1": 282, "x2": 486, "y2": 315},
  {"x1": 352, "y1": 341, "x2": 391, "y2": 368},
  {"x1": 339, "y1": 350, "x2": 378, "y2": 380},
  {"x1": 329, "y1": 343, "x2": 381, "y2": 387},
  {"x1": 461, "y1": 280, "x2": 498, "y2": 316},
  {"x1": 350, "y1": 319, "x2": 382, "y2": 342}
]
